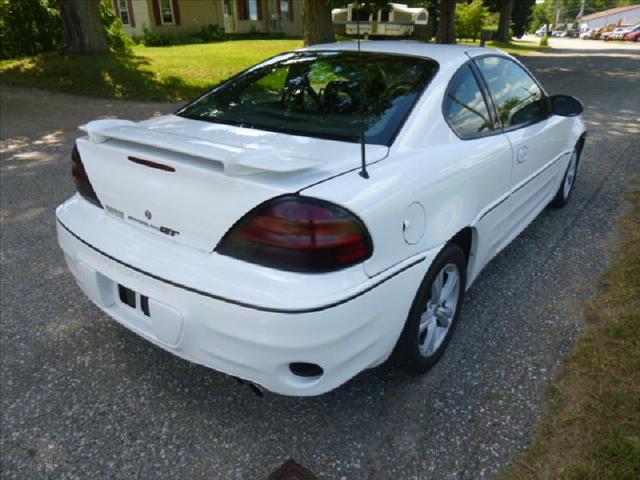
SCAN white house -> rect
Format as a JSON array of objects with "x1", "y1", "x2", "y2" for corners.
[{"x1": 579, "y1": 4, "x2": 640, "y2": 29}]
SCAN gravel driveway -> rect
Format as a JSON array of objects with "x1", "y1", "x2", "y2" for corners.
[{"x1": 1, "y1": 43, "x2": 639, "y2": 480}]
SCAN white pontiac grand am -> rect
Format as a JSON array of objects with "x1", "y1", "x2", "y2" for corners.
[{"x1": 56, "y1": 42, "x2": 586, "y2": 396}]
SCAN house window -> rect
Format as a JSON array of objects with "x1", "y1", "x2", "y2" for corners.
[
  {"x1": 160, "y1": 0, "x2": 174, "y2": 24},
  {"x1": 248, "y1": 0, "x2": 259, "y2": 21},
  {"x1": 118, "y1": 0, "x2": 130, "y2": 25},
  {"x1": 223, "y1": 0, "x2": 231, "y2": 16},
  {"x1": 238, "y1": 0, "x2": 261, "y2": 21},
  {"x1": 280, "y1": 0, "x2": 289, "y2": 20}
]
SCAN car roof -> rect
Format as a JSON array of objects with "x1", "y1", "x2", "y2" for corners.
[{"x1": 300, "y1": 41, "x2": 500, "y2": 68}]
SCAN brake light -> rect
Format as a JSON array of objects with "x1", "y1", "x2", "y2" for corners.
[
  {"x1": 217, "y1": 195, "x2": 373, "y2": 272},
  {"x1": 71, "y1": 145, "x2": 102, "y2": 208}
]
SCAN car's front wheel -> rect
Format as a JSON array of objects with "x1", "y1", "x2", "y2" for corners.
[
  {"x1": 550, "y1": 146, "x2": 580, "y2": 208},
  {"x1": 392, "y1": 244, "x2": 467, "y2": 373}
]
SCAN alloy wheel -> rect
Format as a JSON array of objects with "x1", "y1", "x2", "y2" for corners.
[
  {"x1": 418, "y1": 263, "x2": 460, "y2": 357},
  {"x1": 563, "y1": 151, "x2": 578, "y2": 199}
]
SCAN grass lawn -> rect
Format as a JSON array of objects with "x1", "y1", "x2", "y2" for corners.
[
  {"x1": 0, "y1": 39, "x2": 302, "y2": 102},
  {"x1": 501, "y1": 181, "x2": 640, "y2": 479},
  {"x1": 460, "y1": 38, "x2": 550, "y2": 54},
  {"x1": 0, "y1": 38, "x2": 550, "y2": 102}
]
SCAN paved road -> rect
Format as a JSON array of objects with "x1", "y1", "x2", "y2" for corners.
[
  {"x1": 1, "y1": 43, "x2": 639, "y2": 480},
  {"x1": 522, "y1": 33, "x2": 640, "y2": 51}
]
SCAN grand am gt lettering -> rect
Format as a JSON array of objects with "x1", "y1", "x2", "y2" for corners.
[
  {"x1": 56, "y1": 42, "x2": 586, "y2": 396},
  {"x1": 103, "y1": 205, "x2": 180, "y2": 236},
  {"x1": 127, "y1": 214, "x2": 180, "y2": 237}
]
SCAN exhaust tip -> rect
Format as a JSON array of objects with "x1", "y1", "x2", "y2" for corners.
[{"x1": 289, "y1": 362, "x2": 324, "y2": 379}]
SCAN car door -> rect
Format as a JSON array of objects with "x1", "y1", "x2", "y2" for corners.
[
  {"x1": 441, "y1": 62, "x2": 513, "y2": 277},
  {"x1": 474, "y1": 55, "x2": 566, "y2": 245}
]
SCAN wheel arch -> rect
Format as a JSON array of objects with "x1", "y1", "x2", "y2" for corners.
[
  {"x1": 446, "y1": 226, "x2": 478, "y2": 287},
  {"x1": 576, "y1": 131, "x2": 587, "y2": 157}
]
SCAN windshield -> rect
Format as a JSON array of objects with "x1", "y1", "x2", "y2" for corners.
[{"x1": 176, "y1": 51, "x2": 439, "y2": 146}]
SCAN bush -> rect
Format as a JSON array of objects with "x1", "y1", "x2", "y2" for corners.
[
  {"x1": 199, "y1": 24, "x2": 225, "y2": 42},
  {"x1": 0, "y1": 0, "x2": 62, "y2": 59},
  {"x1": 455, "y1": 0, "x2": 489, "y2": 42},
  {"x1": 142, "y1": 28, "x2": 173, "y2": 46},
  {"x1": 141, "y1": 24, "x2": 227, "y2": 47},
  {"x1": 539, "y1": 35, "x2": 549, "y2": 47},
  {"x1": 99, "y1": 0, "x2": 133, "y2": 54}
]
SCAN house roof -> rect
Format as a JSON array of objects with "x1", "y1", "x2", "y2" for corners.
[{"x1": 581, "y1": 5, "x2": 640, "y2": 21}]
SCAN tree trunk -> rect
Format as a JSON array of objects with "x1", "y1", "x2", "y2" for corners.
[
  {"x1": 303, "y1": 0, "x2": 335, "y2": 47},
  {"x1": 59, "y1": 0, "x2": 108, "y2": 54},
  {"x1": 437, "y1": 0, "x2": 457, "y2": 44},
  {"x1": 496, "y1": 0, "x2": 513, "y2": 43}
]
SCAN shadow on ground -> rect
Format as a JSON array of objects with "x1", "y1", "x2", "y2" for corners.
[{"x1": 0, "y1": 52, "x2": 204, "y2": 102}]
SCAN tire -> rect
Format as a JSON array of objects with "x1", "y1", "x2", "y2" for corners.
[
  {"x1": 391, "y1": 244, "x2": 467, "y2": 374},
  {"x1": 549, "y1": 145, "x2": 580, "y2": 209}
]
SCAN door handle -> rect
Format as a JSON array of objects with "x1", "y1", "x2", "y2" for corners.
[{"x1": 517, "y1": 146, "x2": 529, "y2": 164}]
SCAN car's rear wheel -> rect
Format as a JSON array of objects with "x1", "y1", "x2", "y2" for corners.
[
  {"x1": 550, "y1": 147, "x2": 580, "y2": 208},
  {"x1": 392, "y1": 244, "x2": 466, "y2": 373}
]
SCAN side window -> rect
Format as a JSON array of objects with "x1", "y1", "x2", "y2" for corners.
[
  {"x1": 444, "y1": 64, "x2": 493, "y2": 139},
  {"x1": 475, "y1": 56, "x2": 546, "y2": 129}
]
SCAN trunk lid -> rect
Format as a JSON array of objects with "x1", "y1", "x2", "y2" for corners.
[{"x1": 77, "y1": 115, "x2": 387, "y2": 252}]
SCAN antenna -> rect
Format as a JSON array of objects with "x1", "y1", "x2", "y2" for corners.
[{"x1": 356, "y1": 3, "x2": 369, "y2": 179}]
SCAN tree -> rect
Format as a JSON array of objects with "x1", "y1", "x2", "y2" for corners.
[
  {"x1": 456, "y1": 0, "x2": 488, "y2": 41},
  {"x1": 59, "y1": 0, "x2": 108, "y2": 54},
  {"x1": 496, "y1": 0, "x2": 513, "y2": 42},
  {"x1": 511, "y1": 0, "x2": 534, "y2": 38},
  {"x1": 437, "y1": 0, "x2": 457, "y2": 43},
  {"x1": 303, "y1": 0, "x2": 335, "y2": 46},
  {"x1": 529, "y1": 2, "x2": 550, "y2": 31}
]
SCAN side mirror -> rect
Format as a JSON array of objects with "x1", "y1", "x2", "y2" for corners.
[{"x1": 549, "y1": 94, "x2": 583, "y2": 117}]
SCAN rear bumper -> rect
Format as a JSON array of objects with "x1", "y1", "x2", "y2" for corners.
[{"x1": 56, "y1": 196, "x2": 436, "y2": 396}]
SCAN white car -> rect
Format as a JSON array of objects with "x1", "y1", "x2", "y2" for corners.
[
  {"x1": 57, "y1": 42, "x2": 586, "y2": 396},
  {"x1": 580, "y1": 28, "x2": 595, "y2": 39},
  {"x1": 602, "y1": 27, "x2": 624, "y2": 40}
]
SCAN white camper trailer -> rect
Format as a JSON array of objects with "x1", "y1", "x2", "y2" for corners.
[{"x1": 332, "y1": 2, "x2": 429, "y2": 37}]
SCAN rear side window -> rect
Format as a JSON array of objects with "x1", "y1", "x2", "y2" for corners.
[
  {"x1": 475, "y1": 56, "x2": 547, "y2": 129},
  {"x1": 443, "y1": 64, "x2": 492, "y2": 139}
]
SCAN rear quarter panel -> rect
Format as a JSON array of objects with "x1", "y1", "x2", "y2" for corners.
[{"x1": 302, "y1": 116, "x2": 513, "y2": 278}]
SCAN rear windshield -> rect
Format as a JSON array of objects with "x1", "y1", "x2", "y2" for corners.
[{"x1": 176, "y1": 51, "x2": 439, "y2": 146}]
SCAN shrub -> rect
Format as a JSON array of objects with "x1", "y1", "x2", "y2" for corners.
[
  {"x1": 199, "y1": 24, "x2": 226, "y2": 42},
  {"x1": 141, "y1": 25, "x2": 227, "y2": 47},
  {"x1": 0, "y1": 0, "x2": 62, "y2": 59},
  {"x1": 99, "y1": 0, "x2": 133, "y2": 54},
  {"x1": 539, "y1": 34, "x2": 549, "y2": 47},
  {"x1": 142, "y1": 27, "x2": 173, "y2": 46},
  {"x1": 455, "y1": 0, "x2": 489, "y2": 42}
]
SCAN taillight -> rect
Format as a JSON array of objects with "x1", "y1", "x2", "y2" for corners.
[
  {"x1": 217, "y1": 195, "x2": 373, "y2": 272},
  {"x1": 71, "y1": 145, "x2": 102, "y2": 208}
]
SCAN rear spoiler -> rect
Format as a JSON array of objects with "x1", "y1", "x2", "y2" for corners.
[{"x1": 79, "y1": 119, "x2": 325, "y2": 176}]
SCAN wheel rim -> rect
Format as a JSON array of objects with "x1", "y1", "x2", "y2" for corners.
[
  {"x1": 563, "y1": 151, "x2": 578, "y2": 199},
  {"x1": 418, "y1": 263, "x2": 460, "y2": 357}
]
